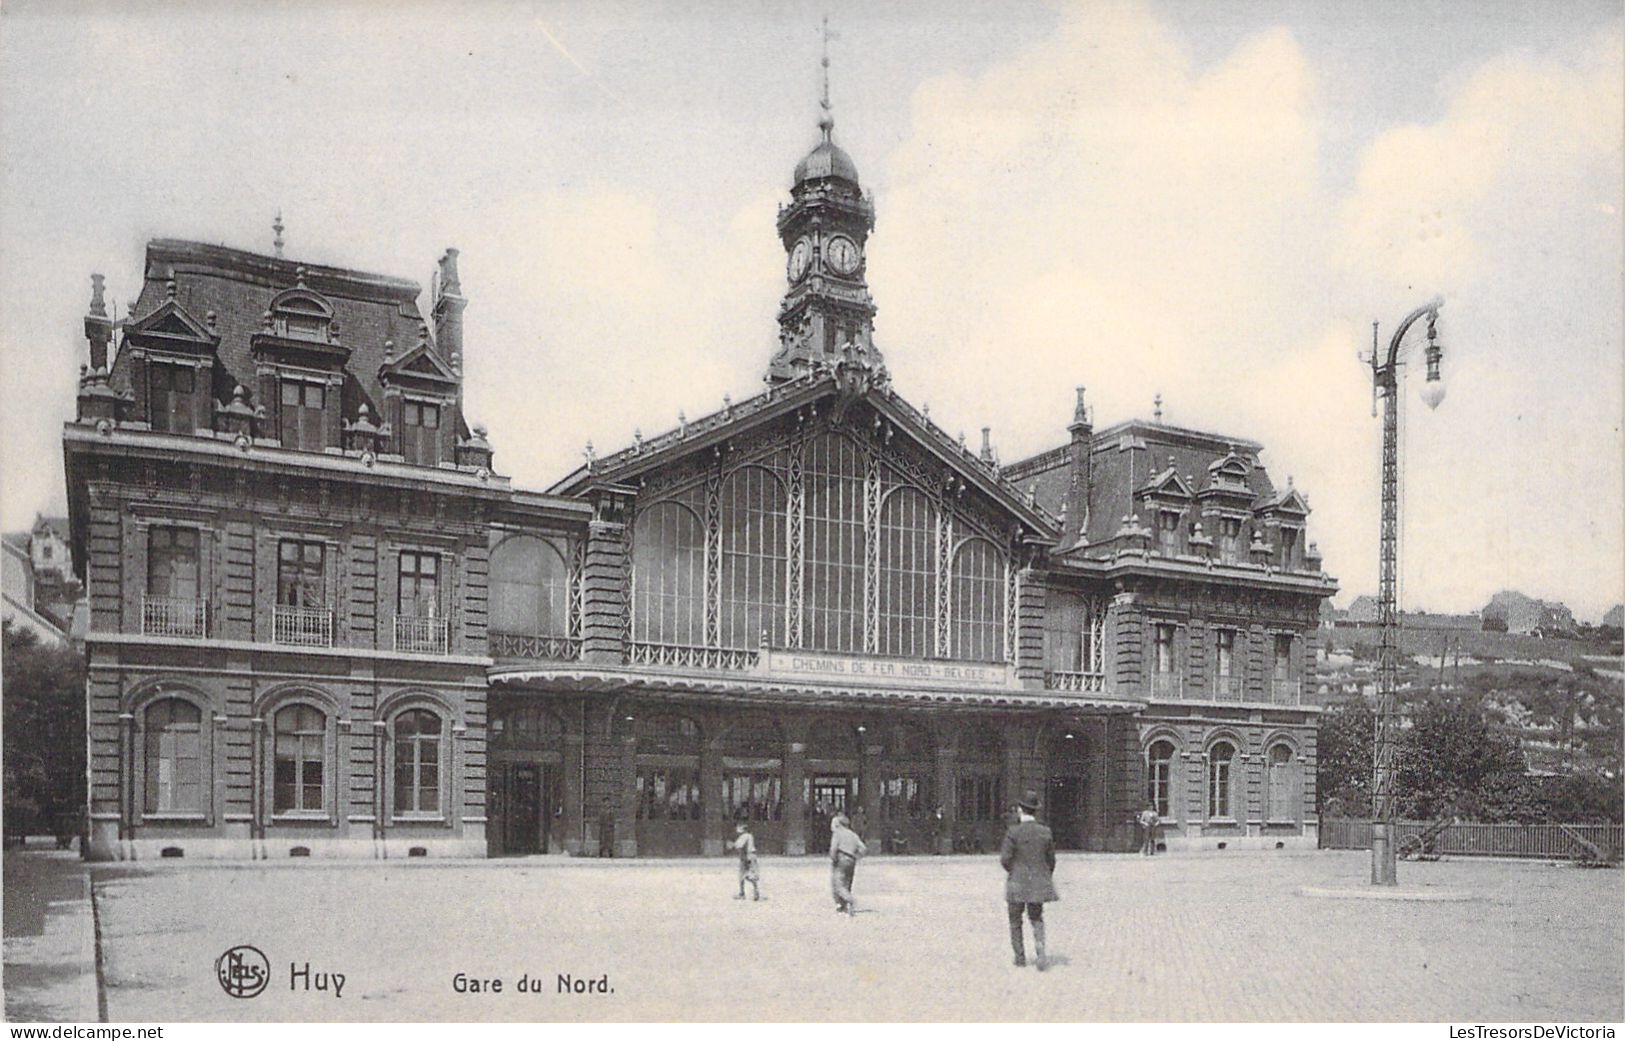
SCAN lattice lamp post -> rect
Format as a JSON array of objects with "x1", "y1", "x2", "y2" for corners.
[{"x1": 1369, "y1": 297, "x2": 1445, "y2": 885}]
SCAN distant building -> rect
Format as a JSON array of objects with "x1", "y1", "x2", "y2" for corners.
[
  {"x1": 2, "y1": 535, "x2": 69, "y2": 646},
  {"x1": 1482, "y1": 590, "x2": 1576, "y2": 635},
  {"x1": 1601, "y1": 605, "x2": 1622, "y2": 630}
]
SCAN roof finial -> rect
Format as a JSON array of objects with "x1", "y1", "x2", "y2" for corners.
[
  {"x1": 818, "y1": 15, "x2": 835, "y2": 140},
  {"x1": 1153, "y1": 392, "x2": 1163, "y2": 423},
  {"x1": 272, "y1": 210, "x2": 285, "y2": 258}
]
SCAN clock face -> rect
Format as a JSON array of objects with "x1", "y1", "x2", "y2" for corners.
[
  {"x1": 826, "y1": 235, "x2": 860, "y2": 275},
  {"x1": 788, "y1": 238, "x2": 812, "y2": 282}
]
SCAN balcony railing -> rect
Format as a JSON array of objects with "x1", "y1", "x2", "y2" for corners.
[
  {"x1": 1271, "y1": 679, "x2": 1302, "y2": 706},
  {"x1": 273, "y1": 605, "x2": 333, "y2": 647},
  {"x1": 1212, "y1": 673, "x2": 1245, "y2": 702},
  {"x1": 394, "y1": 615, "x2": 449, "y2": 655},
  {"x1": 1044, "y1": 671, "x2": 1106, "y2": 693},
  {"x1": 1150, "y1": 671, "x2": 1182, "y2": 699},
  {"x1": 627, "y1": 642, "x2": 760, "y2": 671},
  {"x1": 142, "y1": 595, "x2": 207, "y2": 638},
  {"x1": 489, "y1": 631, "x2": 582, "y2": 661}
]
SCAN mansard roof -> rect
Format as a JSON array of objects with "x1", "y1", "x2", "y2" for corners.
[
  {"x1": 549, "y1": 369, "x2": 1061, "y2": 539},
  {"x1": 109, "y1": 238, "x2": 436, "y2": 430}
]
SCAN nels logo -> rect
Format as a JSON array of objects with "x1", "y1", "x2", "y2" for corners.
[{"x1": 216, "y1": 945, "x2": 270, "y2": 999}]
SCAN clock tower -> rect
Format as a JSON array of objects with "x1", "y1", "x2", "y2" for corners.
[{"x1": 768, "y1": 45, "x2": 883, "y2": 384}]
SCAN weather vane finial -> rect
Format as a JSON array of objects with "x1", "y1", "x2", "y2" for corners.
[{"x1": 819, "y1": 15, "x2": 835, "y2": 139}]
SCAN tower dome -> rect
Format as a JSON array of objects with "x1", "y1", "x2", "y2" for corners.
[{"x1": 794, "y1": 120, "x2": 860, "y2": 186}]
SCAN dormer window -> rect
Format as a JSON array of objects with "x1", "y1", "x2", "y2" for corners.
[
  {"x1": 1218, "y1": 517, "x2": 1243, "y2": 564},
  {"x1": 278, "y1": 378, "x2": 327, "y2": 451},
  {"x1": 267, "y1": 286, "x2": 335, "y2": 345},
  {"x1": 401, "y1": 398, "x2": 443, "y2": 466},
  {"x1": 149, "y1": 360, "x2": 197, "y2": 433},
  {"x1": 1280, "y1": 527, "x2": 1300, "y2": 568},
  {"x1": 1156, "y1": 510, "x2": 1181, "y2": 555}
]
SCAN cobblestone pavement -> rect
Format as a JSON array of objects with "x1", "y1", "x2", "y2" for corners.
[{"x1": 88, "y1": 850, "x2": 1623, "y2": 1022}]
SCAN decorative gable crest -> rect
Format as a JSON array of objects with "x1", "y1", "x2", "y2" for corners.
[
  {"x1": 813, "y1": 338, "x2": 889, "y2": 423},
  {"x1": 379, "y1": 329, "x2": 459, "y2": 388},
  {"x1": 1137, "y1": 457, "x2": 1194, "y2": 502}
]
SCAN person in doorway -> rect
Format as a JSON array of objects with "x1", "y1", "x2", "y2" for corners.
[
  {"x1": 1000, "y1": 789, "x2": 1058, "y2": 970},
  {"x1": 731, "y1": 822, "x2": 761, "y2": 901},
  {"x1": 1138, "y1": 803, "x2": 1160, "y2": 857},
  {"x1": 930, "y1": 805, "x2": 946, "y2": 855},
  {"x1": 829, "y1": 813, "x2": 867, "y2": 915}
]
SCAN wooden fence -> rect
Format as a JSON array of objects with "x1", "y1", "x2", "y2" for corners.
[{"x1": 1320, "y1": 818, "x2": 1624, "y2": 861}]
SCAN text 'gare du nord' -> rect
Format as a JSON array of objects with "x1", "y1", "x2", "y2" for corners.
[{"x1": 64, "y1": 97, "x2": 1334, "y2": 863}]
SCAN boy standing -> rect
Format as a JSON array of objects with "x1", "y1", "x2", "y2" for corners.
[{"x1": 731, "y1": 822, "x2": 760, "y2": 900}]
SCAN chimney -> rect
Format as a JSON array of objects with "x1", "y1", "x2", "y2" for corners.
[
  {"x1": 979, "y1": 427, "x2": 994, "y2": 463},
  {"x1": 432, "y1": 247, "x2": 466, "y2": 364},
  {"x1": 1065, "y1": 386, "x2": 1093, "y2": 547},
  {"x1": 84, "y1": 274, "x2": 112, "y2": 371}
]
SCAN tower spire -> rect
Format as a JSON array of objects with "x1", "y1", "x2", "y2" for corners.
[{"x1": 819, "y1": 15, "x2": 834, "y2": 140}]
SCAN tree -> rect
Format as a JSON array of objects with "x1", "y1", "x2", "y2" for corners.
[
  {"x1": 2, "y1": 622, "x2": 86, "y2": 841},
  {"x1": 1395, "y1": 696, "x2": 1533, "y2": 822},
  {"x1": 1316, "y1": 698, "x2": 1374, "y2": 818}
]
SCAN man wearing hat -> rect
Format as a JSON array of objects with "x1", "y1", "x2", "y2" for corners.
[{"x1": 1000, "y1": 789, "x2": 1059, "y2": 969}]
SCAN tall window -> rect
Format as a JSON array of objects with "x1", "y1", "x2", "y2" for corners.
[
  {"x1": 273, "y1": 704, "x2": 326, "y2": 814},
  {"x1": 1280, "y1": 527, "x2": 1300, "y2": 568},
  {"x1": 879, "y1": 722, "x2": 932, "y2": 821},
  {"x1": 1147, "y1": 739, "x2": 1175, "y2": 818},
  {"x1": 392, "y1": 709, "x2": 441, "y2": 816},
  {"x1": 956, "y1": 774, "x2": 1004, "y2": 821},
  {"x1": 1157, "y1": 510, "x2": 1181, "y2": 554},
  {"x1": 632, "y1": 500, "x2": 705, "y2": 646},
  {"x1": 803, "y1": 433, "x2": 866, "y2": 653},
  {"x1": 1207, "y1": 742, "x2": 1235, "y2": 819},
  {"x1": 950, "y1": 539, "x2": 1003, "y2": 662},
  {"x1": 877, "y1": 486, "x2": 933, "y2": 658},
  {"x1": 635, "y1": 714, "x2": 703, "y2": 821},
  {"x1": 401, "y1": 399, "x2": 442, "y2": 466},
  {"x1": 1219, "y1": 517, "x2": 1244, "y2": 564},
  {"x1": 144, "y1": 698, "x2": 202, "y2": 814},
  {"x1": 398, "y1": 552, "x2": 439, "y2": 618},
  {"x1": 147, "y1": 526, "x2": 199, "y2": 600},
  {"x1": 148, "y1": 362, "x2": 195, "y2": 434},
  {"x1": 277, "y1": 540, "x2": 326, "y2": 608},
  {"x1": 719, "y1": 466, "x2": 788, "y2": 649},
  {"x1": 278, "y1": 379, "x2": 326, "y2": 450},
  {"x1": 1273, "y1": 634, "x2": 1294, "y2": 681},
  {"x1": 490, "y1": 537, "x2": 571, "y2": 637},
  {"x1": 1266, "y1": 744, "x2": 1295, "y2": 821},
  {"x1": 720, "y1": 714, "x2": 782, "y2": 823},
  {"x1": 1215, "y1": 633, "x2": 1235, "y2": 682}
]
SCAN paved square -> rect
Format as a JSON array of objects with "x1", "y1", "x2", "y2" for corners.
[{"x1": 91, "y1": 850, "x2": 1623, "y2": 1022}]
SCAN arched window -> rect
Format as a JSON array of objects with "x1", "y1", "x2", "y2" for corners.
[
  {"x1": 1147, "y1": 739, "x2": 1176, "y2": 818},
  {"x1": 950, "y1": 539, "x2": 1003, "y2": 662},
  {"x1": 1207, "y1": 742, "x2": 1235, "y2": 819},
  {"x1": 956, "y1": 719, "x2": 1005, "y2": 822},
  {"x1": 880, "y1": 722, "x2": 933, "y2": 821},
  {"x1": 803, "y1": 433, "x2": 866, "y2": 653},
  {"x1": 273, "y1": 704, "x2": 326, "y2": 814},
  {"x1": 720, "y1": 714, "x2": 783, "y2": 823},
  {"x1": 144, "y1": 698, "x2": 203, "y2": 814},
  {"x1": 1265, "y1": 743, "x2": 1296, "y2": 822},
  {"x1": 490, "y1": 536, "x2": 572, "y2": 638},
  {"x1": 718, "y1": 466, "x2": 787, "y2": 649},
  {"x1": 393, "y1": 709, "x2": 442, "y2": 817},
  {"x1": 877, "y1": 486, "x2": 934, "y2": 658},
  {"x1": 632, "y1": 500, "x2": 705, "y2": 646},
  {"x1": 634, "y1": 714, "x2": 702, "y2": 822}
]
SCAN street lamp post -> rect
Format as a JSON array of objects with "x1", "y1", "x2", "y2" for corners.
[{"x1": 1369, "y1": 297, "x2": 1445, "y2": 886}]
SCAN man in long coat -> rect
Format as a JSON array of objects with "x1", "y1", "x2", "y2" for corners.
[{"x1": 1000, "y1": 789, "x2": 1059, "y2": 969}]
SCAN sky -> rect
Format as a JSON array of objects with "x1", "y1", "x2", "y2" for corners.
[{"x1": 1, "y1": 0, "x2": 1620, "y2": 620}]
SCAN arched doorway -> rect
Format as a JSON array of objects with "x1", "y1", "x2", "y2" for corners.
[
  {"x1": 489, "y1": 703, "x2": 565, "y2": 855},
  {"x1": 719, "y1": 713, "x2": 785, "y2": 854},
  {"x1": 878, "y1": 721, "x2": 934, "y2": 854},
  {"x1": 1043, "y1": 724, "x2": 1089, "y2": 851},
  {"x1": 954, "y1": 719, "x2": 1006, "y2": 853},
  {"x1": 804, "y1": 719, "x2": 861, "y2": 854},
  {"x1": 632, "y1": 712, "x2": 704, "y2": 856}
]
